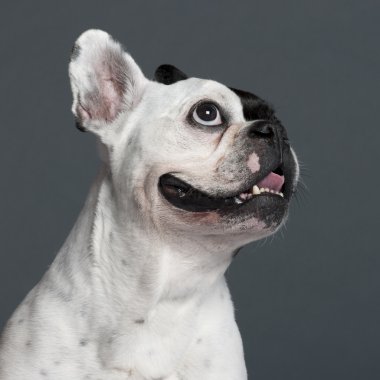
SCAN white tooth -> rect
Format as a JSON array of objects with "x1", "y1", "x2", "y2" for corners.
[
  {"x1": 234, "y1": 196, "x2": 243, "y2": 204},
  {"x1": 280, "y1": 192, "x2": 284, "y2": 197},
  {"x1": 239, "y1": 193, "x2": 248, "y2": 200},
  {"x1": 265, "y1": 188, "x2": 270, "y2": 193},
  {"x1": 252, "y1": 185, "x2": 260, "y2": 195},
  {"x1": 260, "y1": 187, "x2": 265, "y2": 193},
  {"x1": 270, "y1": 190, "x2": 274, "y2": 193}
]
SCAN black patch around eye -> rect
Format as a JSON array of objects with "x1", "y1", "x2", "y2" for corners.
[
  {"x1": 154, "y1": 64, "x2": 188, "y2": 85},
  {"x1": 229, "y1": 87, "x2": 275, "y2": 121}
]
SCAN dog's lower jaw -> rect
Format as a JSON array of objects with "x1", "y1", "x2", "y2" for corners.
[{"x1": 1, "y1": 167, "x2": 247, "y2": 380}]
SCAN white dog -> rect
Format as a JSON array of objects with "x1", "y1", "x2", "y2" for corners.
[{"x1": 0, "y1": 29, "x2": 299, "y2": 379}]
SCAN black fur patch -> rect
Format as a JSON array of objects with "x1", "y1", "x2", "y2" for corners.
[
  {"x1": 154, "y1": 64, "x2": 188, "y2": 85},
  {"x1": 229, "y1": 87, "x2": 276, "y2": 121},
  {"x1": 75, "y1": 117, "x2": 86, "y2": 132},
  {"x1": 70, "y1": 43, "x2": 81, "y2": 61}
]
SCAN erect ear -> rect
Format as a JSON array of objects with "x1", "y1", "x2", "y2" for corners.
[
  {"x1": 69, "y1": 29, "x2": 147, "y2": 135},
  {"x1": 154, "y1": 64, "x2": 188, "y2": 85}
]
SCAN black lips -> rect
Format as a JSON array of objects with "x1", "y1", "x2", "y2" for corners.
[{"x1": 159, "y1": 174, "x2": 241, "y2": 212}]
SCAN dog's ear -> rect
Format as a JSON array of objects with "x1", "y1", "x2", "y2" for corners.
[
  {"x1": 69, "y1": 29, "x2": 147, "y2": 136},
  {"x1": 154, "y1": 64, "x2": 188, "y2": 85}
]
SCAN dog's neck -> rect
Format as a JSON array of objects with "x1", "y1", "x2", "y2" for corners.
[{"x1": 49, "y1": 166, "x2": 233, "y2": 327}]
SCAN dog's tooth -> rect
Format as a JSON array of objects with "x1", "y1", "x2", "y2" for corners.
[
  {"x1": 259, "y1": 187, "x2": 265, "y2": 193},
  {"x1": 234, "y1": 196, "x2": 243, "y2": 204},
  {"x1": 265, "y1": 188, "x2": 270, "y2": 193},
  {"x1": 279, "y1": 192, "x2": 284, "y2": 197},
  {"x1": 239, "y1": 193, "x2": 249, "y2": 200},
  {"x1": 252, "y1": 185, "x2": 260, "y2": 195}
]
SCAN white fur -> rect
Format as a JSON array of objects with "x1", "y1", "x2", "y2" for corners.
[{"x1": 0, "y1": 29, "x2": 298, "y2": 380}]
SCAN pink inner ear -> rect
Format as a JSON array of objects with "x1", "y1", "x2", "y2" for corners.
[
  {"x1": 101, "y1": 78, "x2": 123, "y2": 121},
  {"x1": 79, "y1": 50, "x2": 128, "y2": 124}
]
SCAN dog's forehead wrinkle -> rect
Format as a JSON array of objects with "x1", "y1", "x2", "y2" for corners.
[{"x1": 146, "y1": 77, "x2": 243, "y2": 117}]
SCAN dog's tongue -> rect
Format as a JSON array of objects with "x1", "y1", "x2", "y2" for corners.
[{"x1": 256, "y1": 172, "x2": 284, "y2": 192}]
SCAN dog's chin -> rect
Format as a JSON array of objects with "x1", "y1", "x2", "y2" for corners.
[{"x1": 158, "y1": 171, "x2": 291, "y2": 233}]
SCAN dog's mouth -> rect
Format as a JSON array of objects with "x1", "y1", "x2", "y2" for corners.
[{"x1": 158, "y1": 164, "x2": 289, "y2": 213}]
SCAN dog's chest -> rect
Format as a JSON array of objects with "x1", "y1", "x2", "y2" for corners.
[{"x1": 95, "y1": 298, "x2": 209, "y2": 378}]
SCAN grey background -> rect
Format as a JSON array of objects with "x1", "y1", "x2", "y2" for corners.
[{"x1": 0, "y1": 0, "x2": 379, "y2": 379}]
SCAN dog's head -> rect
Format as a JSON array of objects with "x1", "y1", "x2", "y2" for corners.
[{"x1": 69, "y1": 30, "x2": 299, "y2": 249}]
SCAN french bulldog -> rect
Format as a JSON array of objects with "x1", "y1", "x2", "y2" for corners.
[{"x1": 0, "y1": 29, "x2": 299, "y2": 380}]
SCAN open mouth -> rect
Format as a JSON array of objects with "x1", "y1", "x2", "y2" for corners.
[{"x1": 159, "y1": 165, "x2": 288, "y2": 213}]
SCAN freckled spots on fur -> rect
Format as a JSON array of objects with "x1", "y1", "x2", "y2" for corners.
[
  {"x1": 134, "y1": 318, "x2": 145, "y2": 324},
  {"x1": 25, "y1": 340, "x2": 32, "y2": 347},
  {"x1": 203, "y1": 359, "x2": 212, "y2": 368},
  {"x1": 168, "y1": 293, "x2": 187, "y2": 302},
  {"x1": 147, "y1": 349, "x2": 156, "y2": 357},
  {"x1": 107, "y1": 337, "x2": 113, "y2": 344},
  {"x1": 80, "y1": 309, "x2": 87, "y2": 318},
  {"x1": 54, "y1": 361, "x2": 60, "y2": 366},
  {"x1": 196, "y1": 338, "x2": 203, "y2": 344},
  {"x1": 17, "y1": 318, "x2": 24, "y2": 324},
  {"x1": 40, "y1": 369, "x2": 48, "y2": 376},
  {"x1": 80, "y1": 338, "x2": 88, "y2": 346},
  {"x1": 121, "y1": 259, "x2": 127, "y2": 266}
]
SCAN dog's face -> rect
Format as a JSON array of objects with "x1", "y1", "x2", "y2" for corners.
[{"x1": 69, "y1": 30, "x2": 299, "y2": 248}]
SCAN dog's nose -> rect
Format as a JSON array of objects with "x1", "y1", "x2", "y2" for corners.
[
  {"x1": 247, "y1": 120, "x2": 275, "y2": 138},
  {"x1": 247, "y1": 120, "x2": 284, "y2": 163}
]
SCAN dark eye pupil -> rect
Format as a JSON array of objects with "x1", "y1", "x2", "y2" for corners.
[{"x1": 196, "y1": 103, "x2": 218, "y2": 121}]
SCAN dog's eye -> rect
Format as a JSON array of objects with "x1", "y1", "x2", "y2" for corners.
[{"x1": 192, "y1": 103, "x2": 222, "y2": 126}]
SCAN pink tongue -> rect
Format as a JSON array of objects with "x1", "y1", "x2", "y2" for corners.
[{"x1": 256, "y1": 172, "x2": 285, "y2": 192}]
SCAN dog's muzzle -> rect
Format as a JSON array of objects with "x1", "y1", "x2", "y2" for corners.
[{"x1": 158, "y1": 119, "x2": 297, "y2": 228}]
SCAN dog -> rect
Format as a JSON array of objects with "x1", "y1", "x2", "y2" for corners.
[{"x1": 0, "y1": 29, "x2": 299, "y2": 380}]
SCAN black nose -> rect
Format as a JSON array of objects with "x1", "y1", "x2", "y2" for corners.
[
  {"x1": 247, "y1": 120, "x2": 284, "y2": 163},
  {"x1": 247, "y1": 120, "x2": 275, "y2": 138}
]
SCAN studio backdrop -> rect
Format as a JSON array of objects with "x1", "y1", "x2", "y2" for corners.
[{"x1": 0, "y1": 1, "x2": 379, "y2": 379}]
